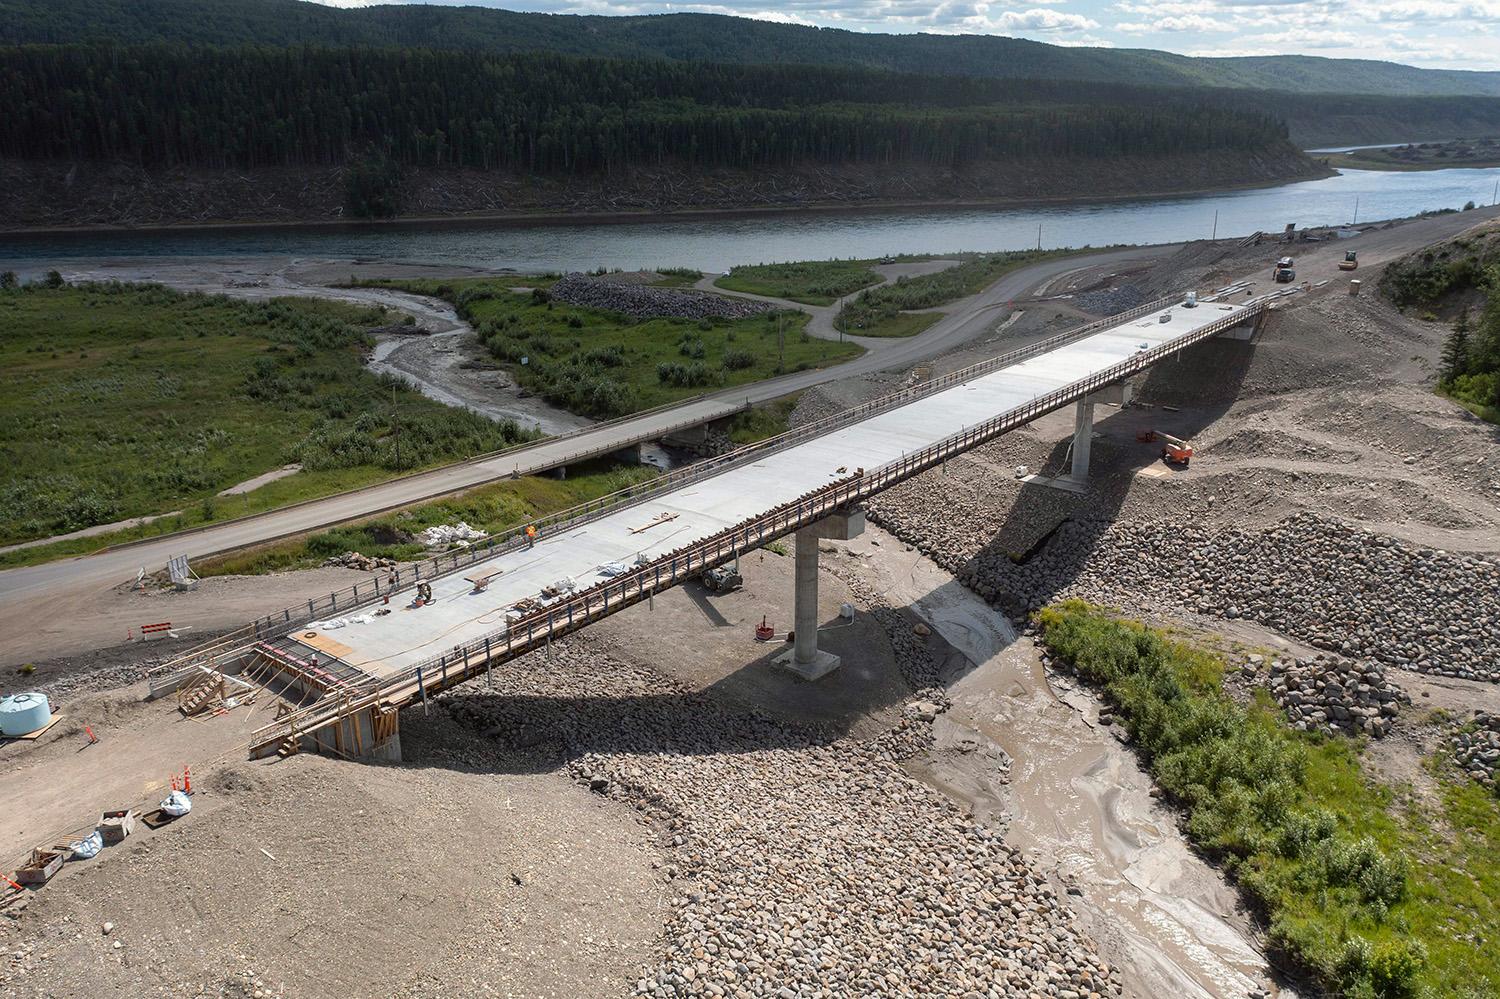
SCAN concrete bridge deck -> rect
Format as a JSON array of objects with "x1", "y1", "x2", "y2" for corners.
[
  {"x1": 300, "y1": 297, "x2": 1254, "y2": 680},
  {"x1": 149, "y1": 291, "x2": 1263, "y2": 757}
]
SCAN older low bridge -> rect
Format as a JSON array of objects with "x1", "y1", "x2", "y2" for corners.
[{"x1": 150, "y1": 288, "x2": 1273, "y2": 760}]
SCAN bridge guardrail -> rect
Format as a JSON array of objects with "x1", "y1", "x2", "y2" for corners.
[{"x1": 248, "y1": 298, "x2": 1260, "y2": 752}]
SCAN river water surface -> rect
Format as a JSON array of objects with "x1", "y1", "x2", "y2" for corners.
[{"x1": 2, "y1": 167, "x2": 1497, "y2": 273}]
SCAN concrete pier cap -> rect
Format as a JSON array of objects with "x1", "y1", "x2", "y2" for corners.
[{"x1": 775, "y1": 506, "x2": 865, "y2": 681}]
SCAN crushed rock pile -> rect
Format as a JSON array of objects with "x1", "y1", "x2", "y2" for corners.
[
  {"x1": 323, "y1": 551, "x2": 397, "y2": 571},
  {"x1": 1263, "y1": 654, "x2": 1408, "y2": 737},
  {"x1": 436, "y1": 634, "x2": 1119, "y2": 999},
  {"x1": 1453, "y1": 712, "x2": 1500, "y2": 790},
  {"x1": 1070, "y1": 283, "x2": 1152, "y2": 317},
  {"x1": 549, "y1": 273, "x2": 776, "y2": 321},
  {"x1": 870, "y1": 481, "x2": 1500, "y2": 683}
]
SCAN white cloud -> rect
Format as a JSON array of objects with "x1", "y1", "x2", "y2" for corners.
[
  {"x1": 988, "y1": 8, "x2": 1100, "y2": 30},
  {"x1": 1116, "y1": 14, "x2": 1220, "y2": 33}
]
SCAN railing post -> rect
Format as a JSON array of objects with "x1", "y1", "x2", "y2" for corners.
[{"x1": 416, "y1": 667, "x2": 428, "y2": 715}]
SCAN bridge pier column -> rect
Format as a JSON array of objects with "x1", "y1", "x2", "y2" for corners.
[
  {"x1": 1070, "y1": 398, "x2": 1095, "y2": 483},
  {"x1": 776, "y1": 508, "x2": 865, "y2": 681},
  {"x1": 1021, "y1": 381, "x2": 1132, "y2": 494}
]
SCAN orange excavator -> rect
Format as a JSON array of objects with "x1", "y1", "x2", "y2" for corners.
[{"x1": 1137, "y1": 429, "x2": 1193, "y2": 467}]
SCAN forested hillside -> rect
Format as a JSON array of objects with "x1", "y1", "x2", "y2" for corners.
[
  {"x1": 5, "y1": 0, "x2": 1500, "y2": 99},
  {"x1": 0, "y1": 46, "x2": 1296, "y2": 174},
  {"x1": 0, "y1": 43, "x2": 1331, "y2": 227}
]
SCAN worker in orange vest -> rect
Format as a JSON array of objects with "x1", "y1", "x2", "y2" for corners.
[{"x1": 525, "y1": 524, "x2": 537, "y2": 549}]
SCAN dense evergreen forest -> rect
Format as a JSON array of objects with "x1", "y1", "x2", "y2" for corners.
[
  {"x1": 5, "y1": 0, "x2": 1500, "y2": 99},
  {"x1": 0, "y1": 45, "x2": 1299, "y2": 176}
]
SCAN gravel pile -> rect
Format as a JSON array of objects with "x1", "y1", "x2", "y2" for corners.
[
  {"x1": 549, "y1": 274, "x2": 776, "y2": 321},
  {"x1": 35, "y1": 655, "x2": 164, "y2": 699},
  {"x1": 322, "y1": 551, "x2": 397, "y2": 571},
  {"x1": 1070, "y1": 283, "x2": 1151, "y2": 317},
  {"x1": 1452, "y1": 712, "x2": 1500, "y2": 790},
  {"x1": 870, "y1": 482, "x2": 1500, "y2": 682},
  {"x1": 1265, "y1": 654, "x2": 1408, "y2": 737},
  {"x1": 435, "y1": 635, "x2": 1118, "y2": 999}
]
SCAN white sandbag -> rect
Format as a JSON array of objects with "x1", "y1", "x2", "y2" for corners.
[
  {"x1": 418, "y1": 522, "x2": 488, "y2": 546},
  {"x1": 160, "y1": 790, "x2": 192, "y2": 817},
  {"x1": 69, "y1": 830, "x2": 104, "y2": 859}
]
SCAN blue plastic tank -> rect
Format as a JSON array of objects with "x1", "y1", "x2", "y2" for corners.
[{"x1": 0, "y1": 692, "x2": 52, "y2": 736}]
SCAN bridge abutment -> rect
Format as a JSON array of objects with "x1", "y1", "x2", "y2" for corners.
[{"x1": 776, "y1": 508, "x2": 865, "y2": 681}]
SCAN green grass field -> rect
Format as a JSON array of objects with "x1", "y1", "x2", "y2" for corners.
[
  {"x1": 715, "y1": 260, "x2": 882, "y2": 306},
  {"x1": 1039, "y1": 601, "x2": 1500, "y2": 999},
  {"x1": 848, "y1": 311, "x2": 942, "y2": 339},
  {"x1": 356, "y1": 278, "x2": 862, "y2": 418},
  {"x1": 836, "y1": 249, "x2": 1072, "y2": 337},
  {"x1": 200, "y1": 459, "x2": 658, "y2": 576},
  {"x1": 0, "y1": 282, "x2": 533, "y2": 559}
]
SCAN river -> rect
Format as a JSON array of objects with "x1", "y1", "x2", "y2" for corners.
[{"x1": 2, "y1": 167, "x2": 1498, "y2": 274}]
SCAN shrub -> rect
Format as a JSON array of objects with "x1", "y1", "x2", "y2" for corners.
[
  {"x1": 1037, "y1": 601, "x2": 1413, "y2": 996},
  {"x1": 656, "y1": 361, "x2": 711, "y2": 388},
  {"x1": 722, "y1": 348, "x2": 755, "y2": 371}
]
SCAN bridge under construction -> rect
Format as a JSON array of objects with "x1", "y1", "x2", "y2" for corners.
[{"x1": 151, "y1": 287, "x2": 1272, "y2": 760}]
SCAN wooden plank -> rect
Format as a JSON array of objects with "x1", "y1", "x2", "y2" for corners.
[
  {"x1": 296, "y1": 633, "x2": 356, "y2": 659},
  {"x1": 0, "y1": 714, "x2": 63, "y2": 743}
]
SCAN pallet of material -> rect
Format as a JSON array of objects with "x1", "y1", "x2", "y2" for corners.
[
  {"x1": 15, "y1": 847, "x2": 65, "y2": 886},
  {"x1": 98, "y1": 809, "x2": 137, "y2": 844}
]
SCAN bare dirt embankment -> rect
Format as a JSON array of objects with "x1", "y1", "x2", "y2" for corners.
[{"x1": 0, "y1": 149, "x2": 1327, "y2": 230}]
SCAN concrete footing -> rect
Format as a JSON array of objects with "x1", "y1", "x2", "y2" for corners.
[{"x1": 774, "y1": 508, "x2": 865, "y2": 681}]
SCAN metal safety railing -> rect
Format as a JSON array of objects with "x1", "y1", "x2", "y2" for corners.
[{"x1": 247, "y1": 298, "x2": 1263, "y2": 752}]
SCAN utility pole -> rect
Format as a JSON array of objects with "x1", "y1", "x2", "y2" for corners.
[
  {"x1": 778, "y1": 313, "x2": 785, "y2": 370},
  {"x1": 1211, "y1": 210, "x2": 1218, "y2": 241},
  {"x1": 391, "y1": 383, "x2": 401, "y2": 472},
  {"x1": 1493, "y1": 178, "x2": 1498, "y2": 206},
  {"x1": 1037, "y1": 222, "x2": 1043, "y2": 250},
  {"x1": 1352, "y1": 196, "x2": 1359, "y2": 225}
]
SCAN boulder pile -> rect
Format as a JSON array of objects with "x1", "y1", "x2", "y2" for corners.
[
  {"x1": 549, "y1": 273, "x2": 776, "y2": 321},
  {"x1": 1453, "y1": 712, "x2": 1500, "y2": 790},
  {"x1": 1266, "y1": 655, "x2": 1407, "y2": 737},
  {"x1": 437, "y1": 634, "x2": 1119, "y2": 999},
  {"x1": 869, "y1": 482, "x2": 1500, "y2": 683},
  {"x1": 322, "y1": 551, "x2": 397, "y2": 572}
]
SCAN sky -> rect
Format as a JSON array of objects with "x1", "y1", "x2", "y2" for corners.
[{"x1": 310, "y1": 0, "x2": 1500, "y2": 71}]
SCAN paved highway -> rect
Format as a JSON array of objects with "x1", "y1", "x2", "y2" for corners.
[{"x1": 0, "y1": 245, "x2": 1162, "y2": 606}]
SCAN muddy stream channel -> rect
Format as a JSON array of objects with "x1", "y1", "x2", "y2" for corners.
[{"x1": 856, "y1": 526, "x2": 1285, "y2": 999}]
